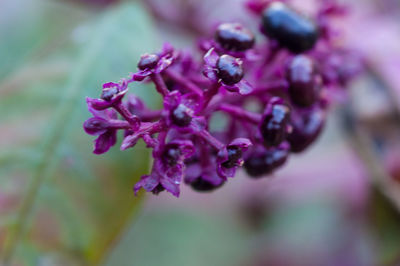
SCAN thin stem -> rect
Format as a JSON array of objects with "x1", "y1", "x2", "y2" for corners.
[
  {"x1": 151, "y1": 73, "x2": 169, "y2": 96},
  {"x1": 203, "y1": 83, "x2": 220, "y2": 108},
  {"x1": 219, "y1": 103, "x2": 262, "y2": 124},
  {"x1": 107, "y1": 120, "x2": 131, "y2": 129},
  {"x1": 196, "y1": 130, "x2": 225, "y2": 150},
  {"x1": 113, "y1": 103, "x2": 140, "y2": 130},
  {"x1": 164, "y1": 69, "x2": 203, "y2": 96}
]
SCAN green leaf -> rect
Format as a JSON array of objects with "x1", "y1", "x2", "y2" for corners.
[{"x1": 1, "y1": 2, "x2": 159, "y2": 265}]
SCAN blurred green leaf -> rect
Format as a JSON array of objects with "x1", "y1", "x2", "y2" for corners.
[{"x1": 1, "y1": 2, "x2": 159, "y2": 265}]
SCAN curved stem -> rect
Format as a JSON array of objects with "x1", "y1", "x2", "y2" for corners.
[
  {"x1": 218, "y1": 103, "x2": 262, "y2": 124},
  {"x1": 151, "y1": 73, "x2": 169, "y2": 96},
  {"x1": 164, "y1": 69, "x2": 203, "y2": 96}
]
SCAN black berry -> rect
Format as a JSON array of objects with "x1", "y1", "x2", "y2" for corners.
[
  {"x1": 262, "y1": 2, "x2": 319, "y2": 53},
  {"x1": 221, "y1": 146, "x2": 243, "y2": 169},
  {"x1": 190, "y1": 177, "x2": 224, "y2": 192},
  {"x1": 287, "y1": 55, "x2": 321, "y2": 107},
  {"x1": 151, "y1": 184, "x2": 165, "y2": 195},
  {"x1": 170, "y1": 104, "x2": 193, "y2": 127},
  {"x1": 244, "y1": 146, "x2": 289, "y2": 177},
  {"x1": 215, "y1": 23, "x2": 255, "y2": 51},
  {"x1": 260, "y1": 104, "x2": 290, "y2": 147},
  {"x1": 101, "y1": 86, "x2": 118, "y2": 101},
  {"x1": 162, "y1": 144, "x2": 181, "y2": 166},
  {"x1": 216, "y1": 55, "x2": 244, "y2": 85},
  {"x1": 138, "y1": 53, "x2": 159, "y2": 70},
  {"x1": 288, "y1": 110, "x2": 325, "y2": 153}
]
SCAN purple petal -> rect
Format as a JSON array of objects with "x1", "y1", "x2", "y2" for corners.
[
  {"x1": 188, "y1": 117, "x2": 207, "y2": 132},
  {"x1": 203, "y1": 67, "x2": 218, "y2": 82},
  {"x1": 133, "y1": 174, "x2": 160, "y2": 195},
  {"x1": 204, "y1": 48, "x2": 219, "y2": 66},
  {"x1": 159, "y1": 42, "x2": 174, "y2": 57},
  {"x1": 86, "y1": 97, "x2": 111, "y2": 111},
  {"x1": 103, "y1": 82, "x2": 119, "y2": 89},
  {"x1": 83, "y1": 117, "x2": 109, "y2": 136},
  {"x1": 169, "y1": 139, "x2": 195, "y2": 159},
  {"x1": 217, "y1": 163, "x2": 236, "y2": 179},
  {"x1": 93, "y1": 130, "x2": 117, "y2": 154},
  {"x1": 155, "y1": 58, "x2": 173, "y2": 73},
  {"x1": 132, "y1": 70, "x2": 152, "y2": 81},
  {"x1": 120, "y1": 133, "x2": 141, "y2": 150},
  {"x1": 163, "y1": 91, "x2": 181, "y2": 110},
  {"x1": 229, "y1": 138, "x2": 252, "y2": 149},
  {"x1": 236, "y1": 80, "x2": 253, "y2": 95},
  {"x1": 182, "y1": 93, "x2": 203, "y2": 113}
]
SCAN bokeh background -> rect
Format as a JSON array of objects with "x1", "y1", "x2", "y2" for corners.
[{"x1": 1, "y1": 0, "x2": 400, "y2": 265}]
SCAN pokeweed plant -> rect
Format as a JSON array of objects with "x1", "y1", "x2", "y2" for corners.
[{"x1": 83, "y1": 0, "x2": 363, "y2": 197}]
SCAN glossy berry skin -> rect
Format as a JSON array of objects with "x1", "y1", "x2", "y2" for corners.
[
  {"x1": 244, "y1": 145, "x2": 289, "y2": 177},
  {"x1": 287, "y1": 55, "x2": 321, "y2": 107},
  {"x1": 222, "y1": 146, "x2": 243, "y2": 168},
  {"x1": 190, "y1": 177, "x2": 224, "y2": 192},
  {"x1": 138, "y1": 54, "x2": 159, "y2": 70},
  {"x1": 288, "y1": 110, "x2": 325, "y2": 153},
  {"x1": 162, "y1": 144, "x2": 181, "y2": 166},
  {"x1": 260, "y1": 104, "x2": 290, "y2": 147},
  {"x1": 216, "y1": 55, "x2": 244, "y2": 85},
  {"x1": 101, "y1": 86, "x2": 118, "y2": 101},
  {"x1": 215, "y1": 23, "x2": 255, "y2": 51},
  {"x1": 170, "y1": 104, "x2": 193, "y2": 127},
  {"x1": 262, "y1": 2, "x2": 319, "y2": 53}
]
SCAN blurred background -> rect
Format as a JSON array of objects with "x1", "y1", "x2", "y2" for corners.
[{"x1": 1, "y1": 0, "x2": 400, "y2": 265}]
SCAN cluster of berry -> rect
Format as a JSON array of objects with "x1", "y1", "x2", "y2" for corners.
[{"x1": 83, "y1": 1, "x2": 362, "y2": 197}]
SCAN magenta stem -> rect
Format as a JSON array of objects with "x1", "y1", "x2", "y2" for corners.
[
  {"x1": 107, "y1": 120, "x2": 131, "y2": 129},
  {"x1": 218, "y1": 104, "x2": 261, "y2": 124},
  {"x1": 151, "y1": 73, "x2": 169, "y2": 96},
  {"x1": 197, "y1": 130, "x2": 225, "y2": 150},
  {"x1": 203, "y1": 83, "x2": 220, "y2": 108},
  {"x1": 113, "y1": 103, "x2": 140, "y2": 130},
  {"x1": 164, "y1": 69, "x2": 203, "y2": 96}
]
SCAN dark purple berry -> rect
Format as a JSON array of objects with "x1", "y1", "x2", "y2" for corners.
[
  {"x1": 162, "y1": 144, "x2": 181, "y2": 166},
  {"x1": 215, "y1": 23, "x2": 255, "y2": 51},
  {"x1": 170, "y1": 104, "x2": 193, "y2": 127},
  {"x1": 221, "y1": 146, "x2": 243, "y2": 169},
  {"x1": 216, "y1": 55, "x2": 244, "y2": 85},
  {"x1": 190, "y1": 177, "x2": 224, "y2": 192},
  {"x1": 101, "y1": 86, "x2": 119, "y2": 101},
  {"x1": 83, "y1": 118, "x2": 109, "y2": 135},
  {"x1": 262, "y1": 2, "x2": 319, "y2": 53},
  {"x1": 244, "y1": 145, "x2": 289, "y2": 177},
  {"x1": 138, "y1": 53, "x2": 159, "y2": 70},
  {"x1": 260, "y1": 104, "x2": 290, "y2": 147},
  {"x1": 151, "y1": 184, "x2": 165, "y2": 195},
  {"x1": 287, "y1": 55, "x2": 321, "y2": 107},
  {"x1": 288, "y1": 110, "x2": 325, "y2": 153}
]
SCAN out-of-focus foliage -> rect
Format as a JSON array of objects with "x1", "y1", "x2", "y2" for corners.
[{"x1": 0, "y1": 0, "x2": 159, "y2": 265}]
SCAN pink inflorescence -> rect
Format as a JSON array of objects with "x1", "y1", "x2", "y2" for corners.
[{"x1": 83, "y1": 0, "x2": 363, "y2": 197}]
